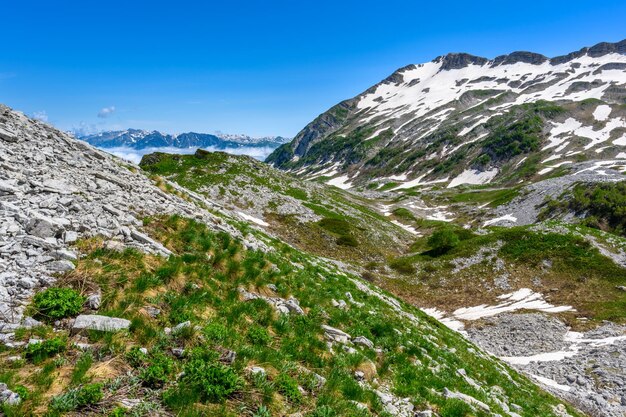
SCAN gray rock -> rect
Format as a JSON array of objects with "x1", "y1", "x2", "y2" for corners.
[
  {"x1": 353, "y1": 336, "x2": 374, "y2": 349},
  {"x1": 63, "y1": 231, "x2": 79, "y2": 243},
  {"x1": 20, "y1": 317, "x2": 43, "y2": 328},
  {"x1": 220, "y1": 350, "x2": 236, "y2": 364},
  {"x1": 72, "y1": 314, "x2": 131, "y2": 333},
  {"x1": 247, "y1": 366, "x2": 266, "y2": 376},
  {"x1": 47, "y1": 260, "x2": 75, "y2": 272},
  {"x1": 0, "y1": 383, "x2": 20, "y2": 405},
  {"x1": 172, "y1": 321, "x2": 191, "y2": 333},
  {"x1": 86, "y1": 293, "x2": 101, "y2": 310},
  {"x1": 321, "y1": 325, "x2": 351, "y2": 343},
  {"x1": 145, "y1": 306, "x2": 161, "y2": 318}
]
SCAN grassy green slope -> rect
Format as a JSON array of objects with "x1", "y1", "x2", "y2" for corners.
[
  {"x1": 0, "y1": 215, "x2": 583, "y2": 417},
  {"x1": 139, "y1": 150, "x2": 412, "y2": 266}
]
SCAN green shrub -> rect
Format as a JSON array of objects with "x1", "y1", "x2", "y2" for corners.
[
  {"x1": 108, "y1": 407, "x2": 127, "y2": 417},
  {"x1": 481, "y1": 115, "x2": 542, "y2": 160},
  {"x1": 24, "y1": 337, "x2": 66, "y2": 364},
  {"x1": 70, "y1": 352, "x2": 93, "y2": 385},
  {"x1": 12, "y1": 385, "x2": 28, "y2": 401},
  {"x1": 389, "y1": 257, "x2": 416, "y2": 275},
  {"x1": 125, "y1": 346, "x2": 148, "y2": 368},
  {"x1": 203, "y1": 322, "x2": 229, "y2": 343},
  {"x1": 50, "y1": 383, "x2": 103, "y2": 412},
  {"x1": 253, "y1": 405, "x2": 272, "y2": 417},
  {"x1": 139, "y1": 353, "x2": 174, "y2": 388},
  {"x1": 308, "y1": 406, "x2": 336, "y2": 417},
  {"x1": 336, "y1": 235, "x2": 358, "y2": 247},
  {"x1": 33, "y1": 287, "x2": 84, "y2": 321},
  {"x1": 427, "y1": 229, "x2": 460, "y2": 255},
  {"x1": 182, "y1": 360, "x2": 242, "y2": 403},
  {"x1": 275, "y1": 373, "x2": 302, "y2": 404},
  {"x1": 247, "y1": 326, "x2": 271, "y2": 346},
  {"x1": 541, "y1": 181, "x2": 626, "y2": 236},
  {"x1": 440, "y1": 398, "x2": 472, "y2": 417}
]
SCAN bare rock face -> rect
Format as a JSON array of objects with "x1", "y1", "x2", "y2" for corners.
[
  {"x1": 71, "y1": 314, "x2": 131, "y2": 333},
  {"x1": 0, "y1": 105, "x2": 265, "y2": 332}
]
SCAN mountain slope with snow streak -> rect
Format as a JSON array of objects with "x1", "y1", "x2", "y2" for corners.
[{"x1": 268, "y1": 39, "x2": 626, "y2": 190}]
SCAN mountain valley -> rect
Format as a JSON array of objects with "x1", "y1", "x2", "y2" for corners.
[{"x1": 1, "y1": 38, "x2": 626, "y2": 417}]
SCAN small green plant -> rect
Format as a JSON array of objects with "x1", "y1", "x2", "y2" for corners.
[
  {"x1": 253, "y1": 404, "x2": 272, "y2": 417},
  {"x1": 33, "y1": 287, "x2": 84, "y2": 321},
  {"x1": 203, "y1": 322, "x2": 229, "y2": 343},
  {"x1": 247, "y1": 325, "x2": 271, "y2": 346},
  {"x1": 49, "y1": 383, "x2": 103, "y2": 412},
  {"x1": 182, "y1": 359, "x2": 242, "y2": 403},
  {"x1": 139, "y1": 353, "x2": 174, "y2": 388},
  {"x1": 308, "y1": 406, "x2": 336, "y2": 417},
  {"x1": 71, "y1": 352, "x2": 94, "y2": 385},
  {"x1": 125, "y1": 346, "x2": 148, "y2": 368},
  {"x1": 275, "y1": 373, "x2": 302, "y2": 404},
  {"x1": 24, "y1": 337, "x2": 66, "y2": 364},
  {"x1": 108, "y1": 407, "x2": 127, "y2": 417},
  {"x1": 12, "y1": 385, "x2": 29, "y2": 401}
]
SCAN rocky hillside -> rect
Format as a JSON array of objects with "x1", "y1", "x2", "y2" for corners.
[
  {"x1": 267, "y1": 39, "x2": 626, "y2": 191},
  {"x1": 0, "y1": 106, "x2": 587, "y2": 416}
]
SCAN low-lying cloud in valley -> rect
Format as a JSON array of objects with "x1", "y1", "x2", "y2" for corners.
[{"x1": 98, "y1": 145, "x2": 279, "y2": 164}]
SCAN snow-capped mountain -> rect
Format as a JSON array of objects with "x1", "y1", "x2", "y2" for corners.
[
  {"x1": 268, "y1": 39, "x2": 626, "y2": 190},
  {"x1": 80, "y1": 129, "x2": 290, "y2": 150}
]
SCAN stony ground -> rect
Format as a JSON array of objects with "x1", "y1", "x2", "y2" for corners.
[
  {"x1": 466, "y1": 313, "x2": 626, "y2": 417},
  {"x1": 0, "y1": 105, "x2": 264, "y2": 333},
  {"x1": 490, "y1": 163, "x2": 625, "y2": 226}
]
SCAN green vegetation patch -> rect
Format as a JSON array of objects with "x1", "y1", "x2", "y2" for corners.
[
  {"x1": 32, "y1": 287, "x2": 84, "y2": 322},
  {"x1": 540, "y1": 181, "x2": 626, "y2": 236}
]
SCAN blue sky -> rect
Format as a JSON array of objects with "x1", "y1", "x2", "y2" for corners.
[{"x1": 1, "y1": 0, "x2": 625, "y2": 137}]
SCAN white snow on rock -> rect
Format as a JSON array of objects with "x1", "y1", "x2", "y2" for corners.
[
  {"x1": 613, "y1": 135, "x2": 626, "y2": 146},
  {"x1": 357, "y1": 53, "x2": 626, "y2": 128},
  {"x1": 447, "y1": 168, "x2": 498, "y2": 188},
  {"x1": 483, "y1": 214, "x2": 517, "y2": 226},
  {"x1": 593, "y1": 104, "x2": 612, "y2": 122},
  {"x1": 326, "y1": 175, "x2": 353, "y2": 190},
  {"x1": 422, "y1": 308, "x2": 465, "y2": 331},
  {"x1": 543, "y1": 118, "x2": 583, "y2": 151},
  {"x1": 537, "y1": 160, "x2": 573, "y2": 176},
  {"x1": 392, "y1": 175, "x2": 449, "y2": 190},
  {"x1": 579, "y1": 118, "x2": 626, "y2": 150},
  {"x1": 237, "y1": 211, "x2": 269, "y2": 227},
  {"x1": 501, "y1": 331, "x2": 626, "y2": 365},
  {"x1": 452, "y1": 288, "x2": 574, "y2": 321},
  {"x1": 385, "y1": 173, "x2": 408, "y2": 181},
  {"x1": 426, "y1": 289, "x2": 575, "y2": 334},
  {"x1": 390, "y1": 220, "x2": 420, "y2": 235},
  {"x1": 531, "y1": 375, "x2": 572, "y2": 392}
]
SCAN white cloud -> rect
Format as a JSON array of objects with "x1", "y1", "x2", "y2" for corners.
[
  {"x1": 69, "y1": 122, "x2": 100, "y2": 137},
  {"x1": 98, "y1": 145, "x2": 277, "y2": 165},
  {"x1": 32, "y1": 111, "x2": 48, "y2": 122},
  {"x1": 97, "y1": 106, "x2": 116, "y2": 118}
]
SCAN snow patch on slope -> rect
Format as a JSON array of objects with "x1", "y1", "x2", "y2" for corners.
[{"x1": 447, "y1": 168, "x2": 498, "y2": 188}]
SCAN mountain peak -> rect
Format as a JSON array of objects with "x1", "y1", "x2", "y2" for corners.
[
  {"x1": 431, "y1": 39, "x2": 626, "y2": 71},
  {"x1": 435, "y1": 53, "x2": 489, "y2": 70}
]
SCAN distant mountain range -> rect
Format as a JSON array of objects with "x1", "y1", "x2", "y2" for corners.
[{"x1": 79, "y1": 129, "x2": 290, "y2": 150}]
